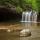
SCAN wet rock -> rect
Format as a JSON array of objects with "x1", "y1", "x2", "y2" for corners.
[
  {"x1": 20, "y1": 29, "x2": 31, "y2": 37},
  {"x1": 7, "y1": 29, "x2": 11, "y2": 32}
]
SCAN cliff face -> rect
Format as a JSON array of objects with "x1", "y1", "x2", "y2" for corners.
[{"x1": 0, "y1": 7, "x2": 22, "y2": 22}]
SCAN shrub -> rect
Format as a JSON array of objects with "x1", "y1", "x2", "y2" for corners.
[{"x1": 16, "y1": 6, "x2": 23, "y2": 13}]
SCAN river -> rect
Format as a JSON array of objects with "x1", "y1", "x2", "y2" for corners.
[{"x1": 0, "y1": 22, "x2": 40, "y2": 40}]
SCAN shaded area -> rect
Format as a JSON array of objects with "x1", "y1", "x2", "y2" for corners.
[
  {"x1": 0, "y1": 7, "x2": 22, "y2": 22},
  {"x1": 37, "y1": 12, "x2": 40, "y2": 22}
]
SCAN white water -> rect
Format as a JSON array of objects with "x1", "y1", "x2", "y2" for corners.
[
  {"x1": 32, "y1": 11, "x2": 37, "y2": 22},
  {"x1": 21, "y1": 11, "x2": 37, "y2": 23}
]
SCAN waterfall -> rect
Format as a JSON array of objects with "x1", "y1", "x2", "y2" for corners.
[
  {"x1": 21, "y1": 11, "x2": 37, "y2": 23},
  {"x1": 21, "y1": 11, "x2": 32, "y2": 22},
  {"x1": 32, "y1": 11, "x2": 37, "y2": 22}
]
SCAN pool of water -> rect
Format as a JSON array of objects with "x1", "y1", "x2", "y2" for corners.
[{"x1": 0, "y1": 22, "x2": 40, "y2": 40}]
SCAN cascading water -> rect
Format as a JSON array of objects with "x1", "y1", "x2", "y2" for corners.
[
  {"x1": 21, "y1": 11, "x2": 32, "y2": 22},
  {"x1": 21, "y1": 10, "x2": 37, "y2": 23},
  {"x1": 32, "y1": 11, "x2": 37, "y2": 22}
]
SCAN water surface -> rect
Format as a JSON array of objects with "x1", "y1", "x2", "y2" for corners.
[{"x1": 0, "y1": 22, "x2": 40, "y2": 40}]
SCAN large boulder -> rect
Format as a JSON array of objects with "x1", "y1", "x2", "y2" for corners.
[{"x1": 20, "y1": 29, "x2": 31, "y2": 37}]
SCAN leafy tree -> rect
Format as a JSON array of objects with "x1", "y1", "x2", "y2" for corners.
[
  {"x1": 32, "y1": 0, "x2": 38, "y2": 11},
  {"x1": 0, "y1": 0, "x2": 39, "y2": 13},
  {"x1": 36, "y1": 0, "x2": 40, "y2": 12}
]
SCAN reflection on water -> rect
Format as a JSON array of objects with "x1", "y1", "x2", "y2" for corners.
[
  {"x1": 21, "y1": 22, "x2": 32, "y2": 29},
  {"x1": 0, "y1": 22, "x2": 40, "y2": 40}
]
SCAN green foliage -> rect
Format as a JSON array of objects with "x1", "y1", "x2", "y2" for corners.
[
  {"x1": 36, "y1": 0, "x2": 40, "y2": 12},
  {"x1": 16, "y1": 6, "x2": 22, "y2": 13},
  {"x1": 0, "y1": 0, "x2": 40, "y2": 13},
  {"x1": 32, "y1": 0, "x2": 38, "y2": 11}
]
